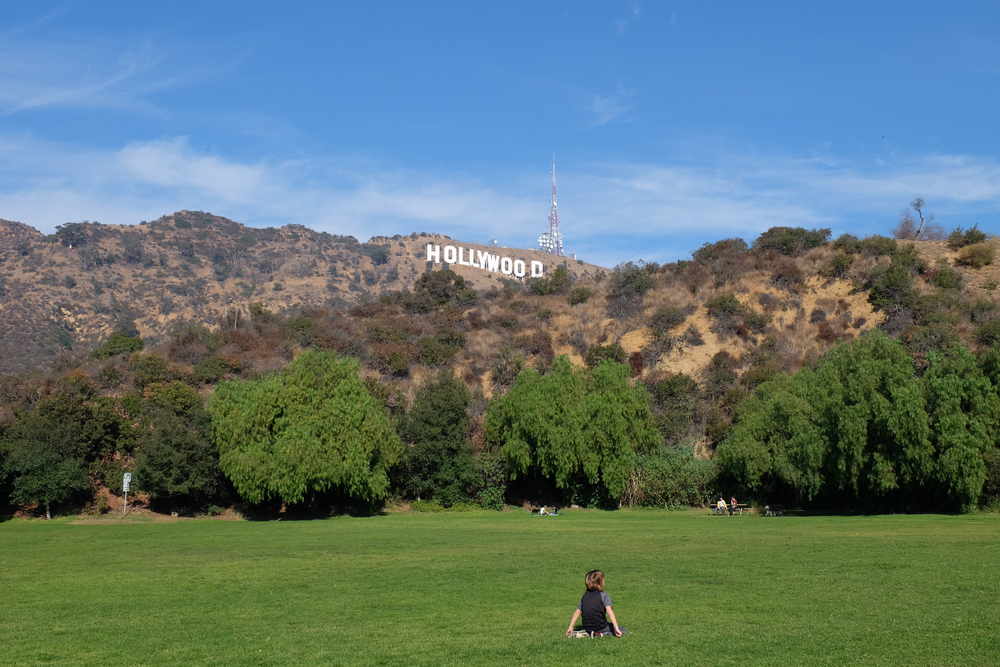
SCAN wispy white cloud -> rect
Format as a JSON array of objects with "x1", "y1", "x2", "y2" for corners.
[
  {"x1": 614, "y1": 2, "x2": 642, "y2": 35},
  {"x1": 588, "y1": 92, "x2": 631, "y2": 127},
  {"x1": 0, "y1": 30, "x2": 240, "y2": 115},
  {"x1": 1, "y1": 134, "x2": 999, "y2": 268}
]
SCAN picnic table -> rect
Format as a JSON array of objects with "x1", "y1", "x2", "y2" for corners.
[{"x1": 709, "y1": 503, "x2": 750, "y2": 515}]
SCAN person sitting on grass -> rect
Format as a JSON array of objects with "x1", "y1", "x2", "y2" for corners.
[
  {"x1": 566, "y1": 570, "x2": 625, "y2": 637},
  {"x1": 540, "y1": 506, "x2": 549, "y2": 515}
]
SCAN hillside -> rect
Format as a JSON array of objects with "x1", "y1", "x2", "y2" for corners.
[
  {"x1": 3, "y1": 221, "x2": 1000, "y2": 517},
  {"x1": 0, "y1": 211, "x2": 604, "y2": 374}
]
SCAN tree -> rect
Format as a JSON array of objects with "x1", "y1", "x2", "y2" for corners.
[
  {"x1": 134, "y1": 410, "x2": 224, "y2": 511},
  {"x1": 921, "y1": 347, "x2": 1000, "y2": 510},
  {"x1": 484, "y1": 356, "x2": 661, "y2": 500},
  {"x1": 893, "y1": 198, "x2": 945, "y2": 241},
  {"x1": 719, "y1": 332, "x2": 1000, "y2": 511},
  {"x1": 2, "y1": 411, "x2": 90, "y2": 519},
  {"x1": 397, "y1": 368, "x2": 477, "y2": 505},
  {"x1": 208, "y1": 351, "x2": 402, "y2": 505},
  {"x1": 134, "y1": 382, "x2": 227, "y2": 511}
]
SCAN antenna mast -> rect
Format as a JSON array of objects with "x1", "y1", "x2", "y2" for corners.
[{"x1": 538, "y1": 155, "x2": 565, "y2": 257}]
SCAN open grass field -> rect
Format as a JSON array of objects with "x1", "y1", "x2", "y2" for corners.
[{"x1": 1, "y1": 509, "x2": 998, "y2": 666}]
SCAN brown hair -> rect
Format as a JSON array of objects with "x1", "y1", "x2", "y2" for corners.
[{"x1": 585, "y1": 570, "x2": 605, "y2": 592}]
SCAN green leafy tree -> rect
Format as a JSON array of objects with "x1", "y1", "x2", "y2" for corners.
[
  {"x1": 209, "y1": 351, "x2": 402, "y2": 505},
  {"x1": 484, "y1": 356, "x2": 661, "y2": 500},
  {"x1": 134, "y1": 382, "x2": 227, "y2": 511},
  {"x1": 921, "y1": 347, "x2": 1000, "y2": 510},
  {"x1": 397, "y1": 368, "x2": 477, "y2": 505},
  {"x1": 719, "y1": 332, "x2": 1000, "y2": 511},
  {"x1": 2, "y1": 411, "x2": 90, "y2": 519},
  {"x1": 134, "y1": 410, "x2": 225, "y2": 511}
]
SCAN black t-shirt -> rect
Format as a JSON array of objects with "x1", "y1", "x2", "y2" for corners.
[{"x1": 578, "y1": 590, "x2": 613, "y2": 633}]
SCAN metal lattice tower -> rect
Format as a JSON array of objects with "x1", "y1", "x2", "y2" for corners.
[{"x1": 537, "y1": 156, "x2": 564, "y2": 257}]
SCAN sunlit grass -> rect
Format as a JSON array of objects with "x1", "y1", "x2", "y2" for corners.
[{"x1": 1, "y1": 509, "x2": 998, "y2": 666}]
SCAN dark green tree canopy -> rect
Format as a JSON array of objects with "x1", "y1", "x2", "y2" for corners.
[{"x1": 397, "y1": 368, "x2": 477, "y2": 505}]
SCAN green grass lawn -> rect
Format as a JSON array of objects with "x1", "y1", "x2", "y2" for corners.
[{"x1": 0, "y1": 509, "x2": 998, "y2": 666}]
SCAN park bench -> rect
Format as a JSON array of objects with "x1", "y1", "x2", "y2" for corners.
[{"x1": 709, "y1": 504, "x2": 750, "y2": 515}]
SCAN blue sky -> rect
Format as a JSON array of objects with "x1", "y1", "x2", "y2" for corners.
[{"x1": 2, "y1": 1, "x2": 1000, "y2": 268}]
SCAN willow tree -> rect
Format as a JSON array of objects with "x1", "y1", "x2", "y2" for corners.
[
  {"x1": 719, "y1": 331, "x2": 933, "y2": 506},
  {"x1": 483, "y1": 355, "x2": 660, "y2": 499},
  {"x1": 719, "y1": 331, "x2": 1000, "y2": 511},
  {"x1": 208, "y1": 351, "x2": 402, "y2": 504}
]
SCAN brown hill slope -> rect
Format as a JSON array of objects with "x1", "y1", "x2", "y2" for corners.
[{"x1": 0, "y1": 211, "x2": 603, "y2": 374}]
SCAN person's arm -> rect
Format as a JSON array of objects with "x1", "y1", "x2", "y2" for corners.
[
  {"x1": 566, "y1": 608, "x2": 581, "y2": 636},
  {"x1": 606, "y1": 607, "x2": 622, "y2": 636}
]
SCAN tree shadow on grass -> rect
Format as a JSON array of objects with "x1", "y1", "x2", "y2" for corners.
[{"x1": 237, "y1": 492, "x2": 390, "y2": 521}]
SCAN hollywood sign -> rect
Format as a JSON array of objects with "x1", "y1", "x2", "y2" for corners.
[{"x1": 426, "y1": 244, "x2": 544, "y2": 278}]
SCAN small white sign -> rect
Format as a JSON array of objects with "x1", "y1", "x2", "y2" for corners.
[{"x1": 123, "y1": 472, "x2": 131, "y2": 491}]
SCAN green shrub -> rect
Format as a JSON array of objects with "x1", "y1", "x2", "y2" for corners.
[
  {"x1": 974, "y1": 321, "x2": 1000, "y2": 347},
  {"x1": 742, "y1": 310, "x2": 772, "y2": 334},
  {"x1": 833, "y1": 234, "x2": 861, "y2": 254},
  {"x1": 623, "y1": 448, "x2": 717, "y2": 508},
  {"x1": 705, "y1": 293, "x2": 743, "y2": 317},
  {"x1": 606, "y1": 261, "x2": 655, "y2": 319},
  {"x1": 193, "y1": 356, "x2": 238, "y2": 383},
  {"x1": 930, "y1": 266, "x2": 963, "y2": 290},
  {"x1": 947, "y1": 224, "x2": 987, "y2": 250},
  {"x1": 567, "y1": 287, "x2": 591, "y2": 305},
  {"x1": 528, "y1": 266, "x2": 571, "y2": 295},
  {"x1": 90, "y1": 332, "x2": 144, "y2": 360},
  {"x1": 821, "y1": 254, "x2": 854, "y2": 279},
  {"x1": 969, "y1": 298, "x2": 997, "y2": 324},
  {"x1": 650, "y1": 306, "x2": 688, "y2": 332},
  {"x1": 956, "y1": 242, "x2": 995, "y2": 268},
  {"x1": 752, "y1": 227, "x2": 831, "y2": 256},
  {"x1": 408, "y1": 499, "x2": 445, "y2": 512},
  {"x1": 692, "y1": 238, "x2": 748, "y2": 264},
  {"x1": 893, "y1": 243, "x2": 927, "y2": 273},
  {"x1": 859, "y1": 235, "x2": 897, "y2": 256},
  {"x1": 585, "y1": 343, "x2": 627, "y2": 369}
]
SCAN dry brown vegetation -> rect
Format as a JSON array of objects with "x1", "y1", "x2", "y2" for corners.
[
  {"x1": 3, "y1": 215, "x2": 1000, "y2": 436},
  {"x1": 0, "y1": 212, "x2": 602, "y2": 374}
]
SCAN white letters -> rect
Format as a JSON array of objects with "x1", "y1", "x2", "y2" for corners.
[{"x1": 423, "y1": 242, "x2": 546, "y2": 279}]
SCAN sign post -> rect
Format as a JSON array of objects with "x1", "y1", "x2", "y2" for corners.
[{"x1": 123, "y1": 473, "x2": 131, "y2": 516}]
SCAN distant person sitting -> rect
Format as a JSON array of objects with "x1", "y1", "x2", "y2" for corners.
[
  {"x1": 717, "y1": 498, "x2": 727, "y2": 515},
  {"x1": 540, "y1": 506, "x2": 549, "y2": 515},
  {"x1": 730, "y1": 496, "x2": 738, "y2": 515}
]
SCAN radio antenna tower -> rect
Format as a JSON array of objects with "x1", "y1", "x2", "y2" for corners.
[{"x1": 537, "y1": 155, "x2": 565, "y2": 257}]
